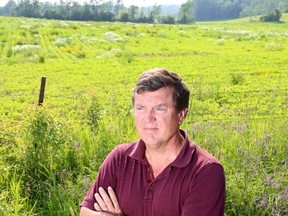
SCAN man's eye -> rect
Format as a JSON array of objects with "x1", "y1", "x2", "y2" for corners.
[
  {"x1": 155, "y1": 106, "x2": 168, "y2": 114},
  {"x1": 135, "y1": 106, "x2": 145, "y2": 112}
]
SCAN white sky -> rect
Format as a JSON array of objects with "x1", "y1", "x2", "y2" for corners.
[{"x1": 0, "y1": 0, "x2": 186, "y2": 7}]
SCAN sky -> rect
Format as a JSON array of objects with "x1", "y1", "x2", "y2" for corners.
[{"x1": 0, "y1": 0, "x2": 187, "y2": 7}]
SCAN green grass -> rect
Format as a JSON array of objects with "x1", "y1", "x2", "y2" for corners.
[{"x1": 0, "y1": 15, "x2": 287, "y2": 215}]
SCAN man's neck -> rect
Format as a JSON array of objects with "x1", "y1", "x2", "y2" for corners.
[{"x1": 145, "y1": 133, "x2": 185, "y2": 177}]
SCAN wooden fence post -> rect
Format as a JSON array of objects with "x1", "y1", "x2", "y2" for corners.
[{"x1": 38, "y1": 77, "x2": 46, "y2": 106}]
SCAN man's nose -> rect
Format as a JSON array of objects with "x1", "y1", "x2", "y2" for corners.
[{"x1": 144, "y1": 108, "x2": 156, "y2": 121}]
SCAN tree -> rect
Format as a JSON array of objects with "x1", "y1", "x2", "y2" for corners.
[
  {"x1": 99, "y1": 10, "x2": 115, "y2": 21},
  {"x1": 15, "y1": 0, "x2": 41, "y2": 18},
  {"x1": 128, "y1": 5, "x2": 139, "y2": 22},
  {"x1": 279, "y1": 0, "x2": 288, "y2": 12},
  {"x1": 160, "y1": 15, "x2": 176, "y2": 24},
  {"x1": 87, "y1": 0, "x2": 101, "y2": 20},
  {"x1": 118, "y1": 10, "x2": 129, "y2": 22},
  {"x1": 178, "y1": 0, "x2": 194, "y2": 23},
  {"x1": 148, "y1": 4, "x2": 161, "y2": 23},
  {"x1": 260, "y1": 8, "x2": 281, "y2": 22},
  {"x1": 114, "y1": 0, "x2": 123, "y2": 16},
  {"x1": 43, "y1": 9, "x2": 61, "y2": 19},
  {"x1": 240, "y1": 0, "x2": 284, "y2": 18},
  {"x1": 0, "y1": 0, "x2": 17, "y2": 15},
  {"x1": 98, "y1": 0, "x2": 114, "y2": 21},
  {"x1": 137, "y1": 7, "x2": 150, "y2": 23},
  {"x1": 70, "y1": 2, "x2": 83, "y2": 20},
  {"x1": 82, "y1": 2, "x2": 94, "y2": 20},
  {"x1": 56, "y1": 0, "x2": 71, "y2": 20},
  {"x1": 5, "y1": 0, "x2": 286, "y2": 23}
]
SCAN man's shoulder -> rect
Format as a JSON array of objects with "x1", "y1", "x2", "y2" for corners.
[
  {"x1": 188, "y1": 141, "x2": 222, "y2": 168},
  {"x1": 111, "y1": 141, "x2": 138, "y2": 156},
  {"x1": 195, "y1": 145, "x2": 220, "y2": 163}
]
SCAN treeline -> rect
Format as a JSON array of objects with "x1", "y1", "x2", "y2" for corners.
[
  {"x1": 0, "y1": 0, "x2": 288, "y2": 23},
  {"x1": 0, "y1": 0, "x2": 193, "y2": 24},
  {"x1": 194, "y1": 0, "x2": 288, "y2": 21}
]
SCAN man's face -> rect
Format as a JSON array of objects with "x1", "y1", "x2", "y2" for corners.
[{"x1": 133, "y1": 87, "x2": 184, "y2": 147}]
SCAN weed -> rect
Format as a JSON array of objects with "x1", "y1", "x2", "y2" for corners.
[
  {"x1": 39, "y1": 56, "x2": 45, "y2": 63},
  {"x1": 6, "y1": 48, "x2": 12, "y2": 58},
  {"x1": 87, "y1": 96, "x2": 101, "y2": 133},
  {"x1": 230, "y1": 73, "x2": 244, "y2": 85},
  {"x1": 19, "y1": 108, "x2": 80, "y2": 214},
  {"x1": 104, "y1": 32, "x2": 123, "y2": 42}
]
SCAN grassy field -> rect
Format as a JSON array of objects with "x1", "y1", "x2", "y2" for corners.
[{"x1": 0, "y1": 14, "x2": 288, "y2": 215}]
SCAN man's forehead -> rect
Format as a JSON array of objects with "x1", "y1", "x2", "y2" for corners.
[
  {"x1": 134, "y1": 90, "x2": 173, "y2": 104},
  {"x1": 135, "y1": 89, "x2": 173, "y2": 97}
]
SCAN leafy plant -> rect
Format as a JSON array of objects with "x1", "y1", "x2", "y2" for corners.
[
  {"x1": 20, "y1": 108, "x2": 80, "y2": 214},
  {"x1": 230, "y1": 73, "x2": 244, "y2": 85},
  {"x1": 87, "y1": 96, "x2": 101, "y2": 133}
]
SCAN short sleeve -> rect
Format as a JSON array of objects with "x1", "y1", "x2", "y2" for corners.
[
  {"x1": 181, "y1": 163, "x2": 226, "y2": 216},
  {"x1": 80, "y1": 146, "x2": 121, "y2": 210}
]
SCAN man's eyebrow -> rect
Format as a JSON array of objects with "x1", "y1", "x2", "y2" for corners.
[
  {"x1": 134, "y1": 103, "x2": 169, "y2": 107},
  {"x1": 155, "y1": 103, "x2": 168, "y2": 107},
  {"x1": 134, "y1": 104, "x2": 144, "y2": 107}
]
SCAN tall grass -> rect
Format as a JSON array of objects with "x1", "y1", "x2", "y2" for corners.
[
  {"x1": 184, "y1": 118, "x2": 288, "y2": 215},
  {"x1": 1, "y1": 104, "x2": 286, "y2": 215}
]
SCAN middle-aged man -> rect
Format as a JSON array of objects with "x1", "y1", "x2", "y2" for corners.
[{"x1": 80, "y1": 68, "x2": 226, "y2": 216}]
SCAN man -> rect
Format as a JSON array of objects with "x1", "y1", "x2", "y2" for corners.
[{"x1": 80, "y1": 68, "x2": 226, "y2": 216}]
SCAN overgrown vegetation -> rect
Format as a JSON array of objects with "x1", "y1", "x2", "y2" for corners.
[
  {"x1": 1, "y1": 0, "x2": 288, "y2": 22},
  {"x1": 0, "y1": 15, "x2": 288, "y2": 215}
]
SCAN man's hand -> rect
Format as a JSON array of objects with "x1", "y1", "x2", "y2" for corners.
[{"x1": 94, "y1": 186, "x2": 123, "y2": 216}]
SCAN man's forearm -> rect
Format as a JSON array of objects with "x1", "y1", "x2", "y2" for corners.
[
  {"x1": 80, "y1": 207, "x2": 113, "y2": 216},
  {"x1": 80, "y1": 207, "x2": 97, "y2": 216}
]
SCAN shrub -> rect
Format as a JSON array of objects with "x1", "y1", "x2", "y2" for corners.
[
  {"x1": 87, "y1": 96, "x2": 101, "y2": 132},
  {"x1": 54, "y1": 37, "x2": 72, "y2": 46},
  {"x1": 160, "y1": 15, "x2": 176, "y2": 24},
  {"x1": 260, "y1": 9, "x2": 281, "y2": 22},
  {"x1": 104, "y1": 32, "x2": 122, "y2": 42},
  {"x1": 230, "y1": 73, "x2": 244, "y2": 85},
  {"x1": 12, "y1": 45, "x2": 42, "y2": 57},
  {"x1": 118, "y1": 11, "x2": 129, "y2": 22},
  {"x1": 21, "y1": 108, "x2": 80, "y2": 214},
  {"x1": 39, "y1": 56, "x2": 45, "y2": 63},
  {"x1": 6, "y1": 47, "x2": 12, "y2": 58}
]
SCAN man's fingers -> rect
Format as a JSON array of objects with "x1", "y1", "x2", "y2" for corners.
[
  {"x1": 99, "y1": 187, "x2": 114, "y2": 209},
  {"x1": 94, "y1": 202, "x2": 102, "y2": 211},
  {"x1": 94, "y1": 186, "x2": 123, "y2": 214},
  {"x1": 107, "y1": 186, "x2": 121, "y2": 211},
  {"x1": 94, "y1": 190, "x2": 108, "y2": 211}
]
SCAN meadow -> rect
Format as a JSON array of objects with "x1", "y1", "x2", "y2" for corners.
[{"x1": 0, "y1": 14, "x2": 287, "y2": 215}]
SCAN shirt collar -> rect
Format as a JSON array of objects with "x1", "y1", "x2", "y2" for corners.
[
  {"x1": 127, "y1": 130, "x2": 195, "y2": 167},
  {"x1": 171, "y1": 130, "x2": 196, "y2": 168},
  {"x1": 127, "y1": 139, "x2": 146, "y2": 162}
]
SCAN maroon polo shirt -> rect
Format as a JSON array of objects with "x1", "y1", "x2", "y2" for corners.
[{"x1": 80, "y1": 130, "x2": 225, "y2": 216}]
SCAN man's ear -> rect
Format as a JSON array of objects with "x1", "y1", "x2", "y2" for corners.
[{"x1": 178, "y1": 109, "x2": 188, "y2": 124}]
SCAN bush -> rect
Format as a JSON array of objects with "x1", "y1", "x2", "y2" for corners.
[
  {"x1": 178, "y1": 14, "x2": 194, "y2": 24},
  {"x1": 39, "y1": 56, "x2": 45, "y2": 63},
  {"x1": 230, "y1": 73, "x2": 244, "y2": 85},
  {"x1": 87, "y1": 96, "x2": 101, "y2": 132},
  {"x1": 20, "y1": 108, "x2": 81, "y2": 214},
  {"x1": 6, "y1": 47, "x2": 12, "y2": 58},
  {"x1": 260, "y1": 9, "x2": 281, "y2": 22},
  {"x1": 118, "y1": 11, "x2": 129, "y2": 22},
  {"x1": 160, "y1": 15, "x2": 176, "y2": 24}
]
